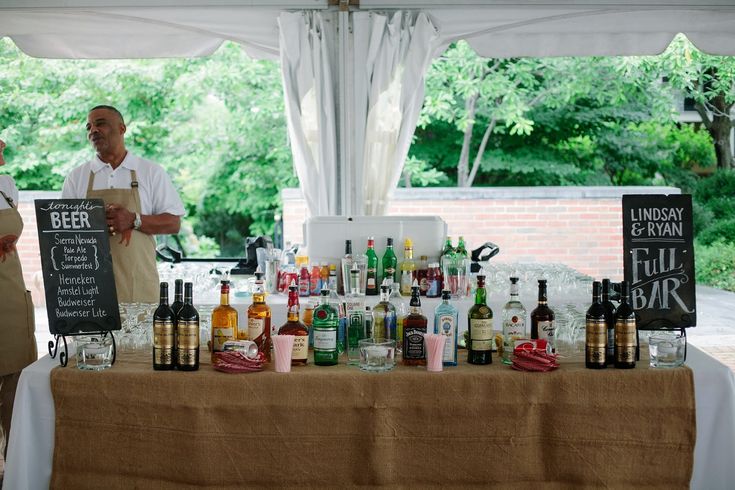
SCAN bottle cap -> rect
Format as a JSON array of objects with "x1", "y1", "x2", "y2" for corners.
[
  {"x1": 321, "y1": 289, "x2": 330, "y2": 296},
  {"x1": 510, "y1": 277, "x2": 518, "y2": 284},
  {"x1": 404, "y1": 238, "x2": 413, "y2": 247},
  {"x1": 441, "y1": 290, "x2": 451, "y2": 300},
  {"x1": 386, "y1": 237, "x2": 393, "y2": 246}
]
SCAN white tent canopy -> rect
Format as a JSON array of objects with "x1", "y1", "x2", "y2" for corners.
[{"x1": 3, "y1": 0, "x2": 735, "y2": 215}]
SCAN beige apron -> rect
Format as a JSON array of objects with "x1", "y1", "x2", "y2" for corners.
[
  {"x1": 0, "y1": 190, "x2": 37, "y2": 376},
  {"x1": 86, "y1": 170, "x2": 159, "y2": 303}
]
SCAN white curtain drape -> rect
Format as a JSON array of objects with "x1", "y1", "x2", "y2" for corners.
[
  {"x1": 279, "y1": 11, "x2": 339, "y2": 216},
  {"x1": 352, "y1": 11, "x2": 438, "y2": 216}
]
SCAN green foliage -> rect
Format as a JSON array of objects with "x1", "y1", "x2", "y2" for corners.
[
  {"x1": 695, "y1": 241, "x2": 735, "y2": 291},
  {"x1": 0, "y1": 39, "x2": 293, "y2": 256},
  {"x1": 693, "y1": 170, "x2": 735, "y2": 244}
]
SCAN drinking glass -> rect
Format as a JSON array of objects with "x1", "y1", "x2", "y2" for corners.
[
  {"x1": 649, "y1": 331, "x2": 686, "y2": 368},
  {"x1": 76, "y1": 335, "x2": 114, "y2": 371},
  {"x1": 359, "y1": 338, "x2": 396, "y2": 372}
]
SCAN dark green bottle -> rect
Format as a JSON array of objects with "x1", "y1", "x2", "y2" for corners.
[
  {"x1": 313, "y1": 289, "x2": 339, "y2": 366},
  {"x1": 468, "y1": 275, "x2": 493, "y2": 365},
  {"x1": 365, "y1": 236, "x2": 379, "y2": 296},
  {"x1": 381, "y1": 237, "x2": 398, "y2": 286}
]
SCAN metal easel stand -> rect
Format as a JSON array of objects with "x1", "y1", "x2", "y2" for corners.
[{"x1": 48, "y1": 331, "x2": 117, "y2": 367}]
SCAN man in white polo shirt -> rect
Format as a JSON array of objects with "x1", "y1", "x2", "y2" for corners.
[{"x1": 62, "y1": 105, "x2": 185, "y2": 303}]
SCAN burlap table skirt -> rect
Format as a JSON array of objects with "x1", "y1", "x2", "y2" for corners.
[{"x1": 50, "y1": 348, "x2": 695, "y2": 489}]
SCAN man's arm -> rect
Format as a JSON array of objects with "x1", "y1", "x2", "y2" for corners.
[{"x1": 106, "y1": 204, "x2": 180, "y2": 235}]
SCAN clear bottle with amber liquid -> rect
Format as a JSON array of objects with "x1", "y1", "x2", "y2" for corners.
[
  {"x1": 468, "y1": 275, "x2": 493, "y2": 365},
  {"x1": 403, "y1": 282, "x2": 427, "y2": 366},
  {"x1": 153, "y1": 282, "x2": 175, "y2": 370},
  {"x1": 585, "y1": 281, "x2": 607, "y2": 369},
  {"x1": 614, "y1": 281, "x2": 637, "y2": 369},
  {"x1": 531, "y1": 279, "x2": 555, "y2": 352},
  {"x1": 176, "y1": 282, "x2": 199, "y2": 371},
  {"x1": 211, "y1": 280, "x2": 238, "y2": 362},
  {"x1": 248, "y1": 273, "x2": 272, "y2": 360},
  {"x1": 278, "y1": 283, "x2": 309, "y2": 365}
]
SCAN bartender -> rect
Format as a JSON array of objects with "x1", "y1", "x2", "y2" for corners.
[
  {"x1": 62, "y1": 105, "x2": 185, "y2": 303},
  {"x1": 0, "y1": 138, "x2": 37, "y2": 459}
]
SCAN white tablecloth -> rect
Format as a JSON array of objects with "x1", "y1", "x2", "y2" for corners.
[{"x1": 3, "y1": 344, "x2": 734, "y2": 490}]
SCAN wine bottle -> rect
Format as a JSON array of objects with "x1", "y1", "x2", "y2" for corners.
[
  {"x1": 601, "y1": 278, "x2": 616, "y2": 365},
  {"x1": 531, "y1": 280, "x2": 555, "y2": 352},
  {"x1": 171, "y1": 278, "x2": 184, "y2": 317},
  {"x1": 614, "y1": 281, "x2": 637, "y2": 369},
  {"x1": 585, "y1": 281, "x2": 607, "y2": 369},
  {"x1": 468, "y1": 274, "x2": 493, "y2": 365},
  {"x1": 153, "y1": 282, "x2": 175, "y2": 370},
  {"x1": 176, "y1": 282, "x2": 200, "y2": 371}
]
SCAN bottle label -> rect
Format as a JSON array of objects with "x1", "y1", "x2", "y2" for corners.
[
  {"x1": 348, "y1": 311, "x2": 365, "y2": 348},
  {"x1": 400, "y1": 270, "x2": 413, "y2": 294},
  {"x1": 470, "y1": 318, "x2": 493, "y2": 351},
  {"x1": 437, "y1": 314, "x2": 456, "y2": 363},
  {"x1": 536, "y1": 320, "x2": 554, "y2": 343},
  {"x1": 385, "y1": 267, "x2": 395, "y2": 279},
  {"x1": 176, "y1": 320, "x2": 199, "y2": 366},
  {"x1": 427, "y1": 279, "x2": 440, "y2": 297},
  {"x1": 212, "y1": 327, "x2": 235, "y2": 353},
  {"x1": 404, "y1": 327, "x2": 426, "y2": 359},
  {"x1": 615, "y1": 318, "x2": 637, "y2": 363},
  {"x1": 367, "y1": 268, "x2": 377, "y2": 288},
  {"x1": 153, "y1": 319, "x2": 174, "y2": 365},
  {"x1": 248, "y1": 318, "x2": 265, "y2": 341},
  {"x1": 292, "y1": 335, "x2": 309, "y2": 360},
  {"x1": 586, "y1": 318, "x2": 607, "y2": 364},
  {"x1": 314, "y1": 328, "x2": 337, "y2": 351}
]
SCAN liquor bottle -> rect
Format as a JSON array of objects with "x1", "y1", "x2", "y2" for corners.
[
  {"x1": 440, "y1": 236, "x2": 454, "y2": 269},
  {"x1": 372, "y1": 284, "x2": 396, "y2": 341},
  {"x1": 417, "y1": 255, "x2": 429, "y2": 296},
  {"x1": 381, "y1": 237, "x2": 398, "y2": 286},
  {"x1": 502, "y1": 277, "x2": 527, "y2": 365},
  {"x1": 211, "y1": 280, "x2": 238, "y2": 362},
  {"x1": 390, "y1": 280, "x2": 407, "y2": 353},
  {"x1": 171, "y1": 278, "x2": 184, "y2": 317},
  {"x1": 328, "y1": 287, "x2": 347, "y2": 354},
  {"x1": 365, "y1": 236, "x2": 379, "y2": 296},
  {"x1": 434, "y1": 289, "x2": 458, "y2": 366},
  {"x1": 298, "y1": 263, "x2": 310, "y2": 297},
  {"x1": 313, "y1": 289, "x2": 339, "y2": 366},
  {"x1": 468, "y1": 274, "x2": 493, "y2": 364},
  {"x1": 426, "y1": 262, "x2": 441, "y2": 298},
  {"x1": 310, "y1": 263, "x2": 321, "y2": 296},
  {"x1": 278, "y1": 282, "x2": 309, "y2": 365},
  {"x1": 345, "y1": 263, "x2": 366, "y2": 365},
  {"x1": 340, "y1": 239, "x2": 353, "y2": 296},
  {"x1": 248, "y1": 273, "x2": 272, "y2": 360},
  {"x1": 303, "y1": 297, "x2": 315, "y2": 348},
  {"x1": 328, "y1": 263, "x2": 338, "y2": 292},
  {"x1": 176, "y1": 282, "x2": 199, "y2": 371},
  {"x1": 531, "y1": 279, "x2": 555, "y2": 352},
  {"x1": 319, "y1": 262, "x2": 329, "y2": 294},
  {"x1": 153, "y1": 282, "x2": 175, "y2": 370},
  {"x1": 586, "y1": 280, "x2": 607, "y2": 369},
  {"x1": 364, "y1": 305, "x2": 373, "y2": 339},
  {"x1": 403, "y1": 283, "x2": 427, "y2": 366},
  {"x1": 601, "y1": 278, "x2": 616, "y2": 365},
  {"x1": 614, "y1": 281, "x2": 637, "y2": 369},
  {"x1": 456, "y1": 236, "x2": 468, "y2": 258},
  {"x1": 400, "y1": 238, "x2": 416, "y2": 295}
]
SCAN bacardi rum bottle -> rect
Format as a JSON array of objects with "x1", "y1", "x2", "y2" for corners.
[{"x1": 502, "y1": 277, "x2": 527, "y2": 365}]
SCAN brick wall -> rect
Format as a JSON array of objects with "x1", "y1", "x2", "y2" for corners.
[
  {"x1": 281, "y1": 186, "x2": 681, "y2": 281},
  {"x1": 17, "y1": 191, "x2": 59, "y2": 306}
]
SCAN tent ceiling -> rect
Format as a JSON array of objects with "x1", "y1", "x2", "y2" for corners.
[{"x1": 1, "y1": 1, "x2": 735, "y2": 58}]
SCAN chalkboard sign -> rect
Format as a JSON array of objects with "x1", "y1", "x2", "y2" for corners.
[
  {"x1": 623, "y1": 194, "x2": 696, "y2": 330},
  {"x1": 35, "y1": 199, "x2": 120, "y2": 335}
]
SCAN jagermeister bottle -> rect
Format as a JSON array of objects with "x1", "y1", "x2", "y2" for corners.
[
  {"x1": 153, "y1": 282, "x2": 175, "y2": 370},
  {"x1": 468, "y1": 275, "x2": 493, "y2": 365},
  {"x1": 614, "y1": 281, "x2": 637, "y2": 369},
  {"x1": 313, "y1": 289, "x2": 339, "y2": 366},
  {"x1": 585, "y1": 281, "x2": 607, "y2": 369},
  {"x1": 176, "y1": 282, "x2": 200, "y2": 371}
]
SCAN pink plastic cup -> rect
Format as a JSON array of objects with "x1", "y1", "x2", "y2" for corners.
[
  {"x1": 272, "y1": 335, "x2": 296, "y2": 373},
  {"x1": 424, "y1": 334, "x2": 447, "y2": 372}
]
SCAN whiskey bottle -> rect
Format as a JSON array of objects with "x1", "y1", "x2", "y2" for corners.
[
  {"x1": 417, "y1": 255, "x2": 429, "y2": 296},
  {"x1": 248, "y1": 273, "x2": 272, "y2": 360},
  {"x1": 313, "y1": 289, "x2": 339, "y2": 366},
  {"x1": 176, "y1": 282, "x2": 199, "y2": 371},
  {"x1": 400, "y1": 238, "x2": 416, "y2": 295},
  {"x1": 601, "y1": 278, "x2": 616, "y2": 365},
  {"x1": 585, "y1": 281, "x2": 607, "y2": 369},
  {"x1": 381, "y1": 237, "x2": 398, "y2": 286},
  {"x1": 153, "y1": 282, "x2": 175, "y2": 370},
  {"x1": 211, "y1": 280, "x2": 238, "y2": 362},
  {"x1": 365, "y1": 237, "x2": 379, "y2": 296},
  {"x1": 371, "y1": 284, "x2": 396, "y2": 341},
  {"x1": 434, "y1": 289, "x2": 458, "y2": 366},
  {"x1": 468, "y1": 274, "x2": 493, "y2": 365},
  {"x1": 278, "y1": 283, "x2": 309, "y2": 365},
  {"x1": 403, "y1": 283, "x2": 427, "y2": 366},
  {"x1": 531, "y1": 280, "x2": 555, "y2": 352},
  {"x1": 614, "y1": 281, "x2": 637, "y2": 369},
  {"x1": 345, "y1": 264, "x2": 365, "y2": 365},
  {"x1": 502, "y1": 277, "x2": 527, "y2": 365}
]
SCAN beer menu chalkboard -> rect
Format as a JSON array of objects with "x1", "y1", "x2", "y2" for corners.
[
  {"x1": 35, "y1": 199, "x2": 120, "y2": 335},
  {"x1": 623, "y1": 194, "x2": 696, "y2": 330}
]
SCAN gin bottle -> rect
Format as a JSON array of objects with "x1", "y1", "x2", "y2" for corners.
[
  {"x1": 434, "y1": 289, "x2": 458, "y2": 366},
  {"x1": 502, "y1": 277, "x2": 527, "y2": 365},
  {"x1": 345, "y1": 263, "x2": 365, "y2": 365},
  {"x1": 313, "y1": 289, "x2": 339, "y2": 366}
]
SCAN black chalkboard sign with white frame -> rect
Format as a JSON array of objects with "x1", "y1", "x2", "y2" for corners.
[
  {"x1": 35, "y1": 198, "x2": 121, "y2": 336},
  {"x1": 622, "y1": 194, "x2": 696, "y2": 330}
]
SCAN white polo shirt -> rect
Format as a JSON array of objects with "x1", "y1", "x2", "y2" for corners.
[
  {"x1": 0, "y1": 175, "x2": 19, "y2": 210},
  {"x1": 61, "y1": 153, "x2": 185, "y2": 217}
]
